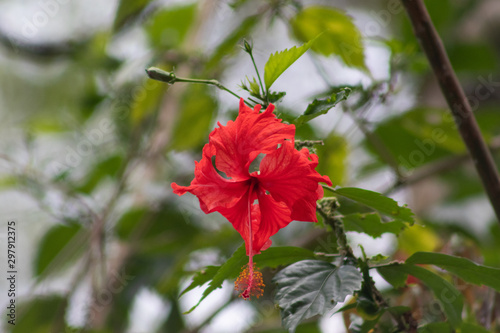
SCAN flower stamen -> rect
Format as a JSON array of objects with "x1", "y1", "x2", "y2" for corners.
[{"x1": 234, "y1": 263, "x2": 265, "y2": 300}]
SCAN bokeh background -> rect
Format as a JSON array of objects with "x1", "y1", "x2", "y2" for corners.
[{"x1": 1, "y1": 0, "x2": 500, "y2": 332}]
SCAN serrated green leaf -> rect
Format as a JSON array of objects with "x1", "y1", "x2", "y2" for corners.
[
  {"x1": 264, "y1": 39, "x2": 315, "y2": 90},
  {"x1": 290, "y1": 6, "x2": 367, "y2": 71},
  {"x1": 294, "y1": 88, "x2": 351, "y2": 127},
  {"x1": 184, "y1": 245, "x2": 315, "y2": 313},
  {"x1": 35, "y1": 223, "x2": 88, "y2": 277},
  {"x1": 273, "y1": 260, "x2": 362, "y2": 332},
  {"x1": 400, "y1": 264, "x2": 463, "y2": 328},
  {"x1": 334, "y1": 187, "x2": 415, "y2": 224},
  {"x1": 179, "y1": 266, "x2": 219, "y2": 298},
  {"x1": 406, "y1": 252, "x2": 500, "y2": 292},
  {"x1": 342, "y1": 213, "x2": 406, "y2": 238}
]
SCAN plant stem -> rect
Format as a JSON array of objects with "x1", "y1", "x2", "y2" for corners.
[
  {"x1": 401, "y1": 0, "x2": 500, "y2": 223},
  {"x1": 248, "y1": 51, "x2": 267, "y2": 104},
  {"x1": 146, "y1": 67, "x2": 252, "y2": 107}
]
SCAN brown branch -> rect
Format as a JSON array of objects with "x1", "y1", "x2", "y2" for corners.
[{"x1": 401, "y1": 0, "x2": 500, "y2": 223}]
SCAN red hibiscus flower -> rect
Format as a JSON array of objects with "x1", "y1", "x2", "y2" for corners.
[{"x1": 172, "y1": 98, "x2": 332, "y2": 299}]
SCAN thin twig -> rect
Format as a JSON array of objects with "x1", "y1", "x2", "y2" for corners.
[
  {"x1": 146, "y1": 67, "x2": 252, "y2": 106},
  {"x1": 401, "y1": 0, "x2": 500, "y2": 223}
]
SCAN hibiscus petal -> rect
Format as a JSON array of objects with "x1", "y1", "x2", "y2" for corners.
[
  {"x1": 217, "y1": 189, "x2": 260, "y2": 255},
  {"x1": 171, "y1": 144, "x2": 249, "y2": 214},
  {"x1": 220, "y1": 188, "x2": 292, "y2": 255},
  {"x1": 209, "y1": 98, "x2": 295, "y2": 180},
  {"x1": 256, "y1": 141, "x2": 332, "y2": 222},
  {"x1": 253, "y1": 190, "x2": 292, "y2": 252}
]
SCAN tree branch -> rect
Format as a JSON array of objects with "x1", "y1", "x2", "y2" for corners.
[{"x1": 401, "y1": 0, "x2": 500, "y2": 223}]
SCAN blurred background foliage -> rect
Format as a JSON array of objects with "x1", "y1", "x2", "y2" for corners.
[{"x1": 0, "y1": 0, "x2": 500, "y2": 332}]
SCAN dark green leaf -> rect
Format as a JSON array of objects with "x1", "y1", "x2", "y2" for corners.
[
  {"x1": 342, "y1": 213, "x2": 406, "y2": 238},
  {"x1": 290, "y1": 6, "x2": 367, "y2": 71},
  {"x1": 448, "y1": 43, "x2": 498, "y2": 72},
  {"x1": 406, "y1": 252, "x2": 500, "y2": 292},
  {"x1": 264, "y1": 39, "x2": 315, "y2": 90},
  {"x1": 273, "y1": 260, "x2": 362, "y2": 332},
  {"x1": 145, "y1": 4, "x2": 197, "y2": 49},
  {"x1": 401, "y1": 264, "x2": 463, "y2": 328},
  {"x1": 12, "y1": 296, "x2": 67, "y2": 333},
  {"x1": 294, "y1": 88, "x2": 351, "y2": 127},
  {"x1": 334, "y1": 187, "x2": 415, "y2": 224},
  {"x1": 35, "y1": 223, "x2": 87, "y2": 277},
  {"x1": 376, "y1": 264, "x2": 408, "y2": 289}
]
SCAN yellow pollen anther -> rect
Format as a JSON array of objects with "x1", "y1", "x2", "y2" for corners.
[{"x1": 234, "y1": 264, "x2": 264, "y2": 300}]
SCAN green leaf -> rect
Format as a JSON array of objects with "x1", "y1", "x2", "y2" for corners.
[
  {"x1": 12, "y1": 296, "x2": 67, "y2": 333},
  {"x1": 334, "y1": 187, "x2": 415, "y2": 224},
  {"x1": 363, "y1": 108, "x2": 465, "y2": 175},
  {"x1": 294, "y1": 88, "x2": 351, "y2": 127},
  {"x1": 34, "y1": 223, "x2": 88, "y2": 277},
  {"x1": 170, "y1": 85, "x2": 217, "y2": 151},
  {"x1": 290, "y1": 6, "x2": 367, "y2": 71},
  {"x1": 77, "y1": 154, "x2": 124, "y2": 194},
  {"x1": 113, "y1": 0, "x2": 152, "y2": 31},
  {"x1": 400, "y1": 264, "x2": 463, "y2": 328},
  {"x1": 316, "y1": 133, "x2": 348, "y2": 185},
  {"x1": 417, "y1": 322, "x2": 452, "y2": 333},
  {"x1": 184, "y1": 245, "x2": 315, "y2": 313},
  {"x1": 206, "y1": 15, "x2": 259, "y2": 70},
  {"x1": 145, "y1": 4, "x2": 197, "y2": 49},
  {"x1": 459, "y1": 322, "x2": 491, "y2": 333},
  {"x1": 255, "y1": 246, "x2": 316, "y2": 269},
  {"x1": 264, "y1": 39, "x2": 315, "y2": 90},
  {"x1": 130, "y1": 78, "x2": 167, "y2": 125},
  {"x1": 179, "y1": 266, "x2": 219, "y2": 298},
  {"x1": 341, "y1": 213, "x2": 406, "y2": 238},
  {"x1": 376, "y1": 264, "x2": 408, "y2": 289},
  {"x1": 406, "y1": 252, "x2": 500, "y2": 292},
  {"x1": 273, "y1": 260, "x2": 362, "y2": 333}
]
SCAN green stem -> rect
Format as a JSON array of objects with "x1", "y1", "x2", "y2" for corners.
[
  {"x1": 248, "y1": 52, "x2": 267, "y2": 104},
  {"x1": 146, "y1": 67, "x2": 252, "y2": 107}
]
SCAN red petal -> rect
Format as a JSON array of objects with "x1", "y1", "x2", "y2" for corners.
[
  {"x1": 253, "y1": 190, "x2": 292, "y2": 252},
  {"x1": 209, "y1": 98, "x2": 295, "y2": 180},
  {"x1": 256, "y1": 141, "x2": 332, "y2": 222},
  {"x1": 217, "y1": 189, "x2": 259, "y2": 255},
  {"x1": 171, "y1": 144, "x2": 249, "y2": 214},
  {"x1": 219, "y1": 183, "x2": 292, "y2": 255}
]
